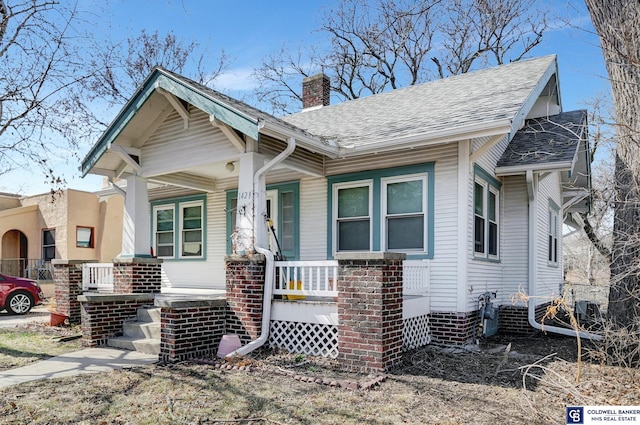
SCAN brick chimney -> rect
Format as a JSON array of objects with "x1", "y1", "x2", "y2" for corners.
[{"x1": 302, "y1": 73, "x2": 330, "y2": 110}]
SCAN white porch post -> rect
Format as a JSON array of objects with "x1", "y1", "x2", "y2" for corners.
[
  {"x1": 234, "y1": 152, "x2": 266, "y2": 254},
  {"x1": 120, "y1": 175, "x2": 151, "y2": 258}
]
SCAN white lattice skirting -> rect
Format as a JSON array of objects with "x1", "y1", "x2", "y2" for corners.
[
  {"x1": 403, "y1": 314, "x2": 432, "y2": 351},
  {"x1": 269, "y1": 315, "x2": 432, "y2": 359},
  {"x1": 269, "y1": 320, "x2": 339, "y2": 358}
]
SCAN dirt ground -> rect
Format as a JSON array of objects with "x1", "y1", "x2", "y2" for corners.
[{"x1": 1, "y1": 330, "x2": 639, "y2": 425}]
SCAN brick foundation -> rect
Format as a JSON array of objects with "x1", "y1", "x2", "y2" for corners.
[
  {"x1": 157, "y1": 297, "x2": 227, "y2": 363},
  {"x1": 499, "y1": 302, "x2": 551, "y2": 334},
  {"x1": 428, "y1": 311, "x2": 477, "y2": 345},
  {"x1": 113, "y1": 257, "x2": 162, "y2": 294},
  {"x1": 78, "y1": 293, "x2": 155, "y2": 347},
  {"x1": 336, "y1": 252, "x2": 405, "y2": 373},
  {"x1": 225, "y1": 254, "x2": 266, "y2": 345},
  {"x1": 52, "y1": 260, "x2": 90, "y2": 325}
]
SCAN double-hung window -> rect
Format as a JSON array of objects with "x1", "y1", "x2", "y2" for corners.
[
  {"x1": 334, "y1": 181, "x2": 372, "y2": 251},
  {"x1": 329, "y1": 163, "x2": 434, "y2": 258},
  {"x1": 152, "y1": 196, "x2": 205, "y2": 260},
  {"x1": 382, "y1": 175, "x2": 427, "y2": 251},
  {"x1": 473, "y1": 166, "x2": 500, "y2": 260},
  {"x1": 548, "y1": 201, "x2": 560, "y2": 265}
]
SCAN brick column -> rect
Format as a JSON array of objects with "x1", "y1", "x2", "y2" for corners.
[
  {"x1": 113, "y1": 257, "x2": 162, "y2": 294},
  {"x1": 52, "y1": 260, "x2": 93, "y2": 325},
  {"x1": 336, "y1": 252, "x2": 405, "y2": 373},
  {"x1": 225, "y1": 254, "x2": 266, "y2": 345}
]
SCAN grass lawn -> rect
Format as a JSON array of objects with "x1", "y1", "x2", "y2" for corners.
[{"x1": 0, "y1": 325, "x2": 83, "y2": 371}]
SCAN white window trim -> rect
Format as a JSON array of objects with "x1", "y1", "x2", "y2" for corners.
[
  {"x1": 178, "y1": 200, "x2": 204, "y2": 259},
  {"x1": 474, "y1": 177, "x2": 500, "y2": 260},
  {"x1": 380, "y1": 173, "x2": 428, "y2": 254},
  {"x1": 332, "y1": 180, "x2": 373, "y2": 254},
  {"x1": 153, "y1": 204, "x2": 175, "y2": 259}
]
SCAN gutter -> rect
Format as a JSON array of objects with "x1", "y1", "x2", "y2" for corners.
[
  {"x1": 226, "y1": 137, "x2": 297, "y2": 358},
  {"x1": 525, "y1": 170, "x2": 601, "y2": 341}
]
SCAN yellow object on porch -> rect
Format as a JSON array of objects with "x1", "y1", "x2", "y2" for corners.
[{"x1": 285, "y1": 280, "x2": 306, "y2": 300}]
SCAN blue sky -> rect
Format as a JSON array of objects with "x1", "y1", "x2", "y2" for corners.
[{"x1": 3, "y1": 0, "x2": 609, "y2": 195}]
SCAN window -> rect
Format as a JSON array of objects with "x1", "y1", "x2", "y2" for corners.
[
  {"x1": 328, "y1": 163, "x2": 435, "y2": 258},
  {"x1": 334, "y1": 181, "x2": 372, "y2": 251},
  {"x1": 382, "y1": 175, "x2": 427, "y2": 251},
  {"x1": 151, "y1": 196, "x2": 205, "y2": 260},
  {"x1": 42, "y1": 229, "x2": 55, "y2": 261},
  {"x1": 548, "y1": 202, "x2": 560, "y2": 265},
  {"x1": 180, "y1": 202, "x2": 203, "y2": 257},
  {"x1": 473, "y1": 166, "x2": 501, "y2": 260},
  {"x1": 76, "y1": 226, "x2": 94, "y2": 248}
]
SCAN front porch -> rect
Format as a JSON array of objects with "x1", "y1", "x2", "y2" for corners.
[{"x1": 55, "y1": 253, "x2": 433, "y2": 372}]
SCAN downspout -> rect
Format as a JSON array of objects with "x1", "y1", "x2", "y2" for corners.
[
  {"x1": 526, "y1": 170, "x2": 601, "y2": 341},
  {"x1": 227, "y1": 137, "x2": 297, "y2": 358}
]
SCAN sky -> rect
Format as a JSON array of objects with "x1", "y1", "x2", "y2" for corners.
[{"x1": 1, "y1": 0, "x2": 610, "y2": 196}]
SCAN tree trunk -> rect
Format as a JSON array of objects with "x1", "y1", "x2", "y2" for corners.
[{"x1": 585, "y1": 1, "x2": 640, "y2": 326}]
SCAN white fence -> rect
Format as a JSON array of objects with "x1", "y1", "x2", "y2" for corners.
[
  {"x1": 274, "y1": 260, "x2": 338, "y2": 298},
  {"x1": 82, "y1": 263, "x2": 114, "y2": 292},
  {"x1": 272, "y1": 259, "x2": 430, "y2": 301}
]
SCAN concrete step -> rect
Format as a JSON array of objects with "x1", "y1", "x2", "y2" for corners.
[
  {"x1": 136, "y1": 306, "x2": 161, "y2": 323},
  {"x1": 123, "y1": 321, "x2": 161, "y2": 340},
  {"x1": 107, "y1": 336, "x2": 160, "y2": 355}
]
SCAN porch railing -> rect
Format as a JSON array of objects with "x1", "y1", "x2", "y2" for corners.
[
  {"x1": 274, "y1": 260, "x2": 339, "y2": 298},
  {"x1": 0, "y1": 258, "x2": 52, "y2": 280},
  {"x1": 82, "y1": 263, "x2": 114, "y2": 292},
  {"x1": 273, "y1": 259, "x2": 431, "y2": 300},
  {"x1": 403, "y1": 259, "x2": 431, "y2": 296}
]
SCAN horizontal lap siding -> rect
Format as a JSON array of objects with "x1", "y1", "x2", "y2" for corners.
[
  {"x1": 430, "y1": 144, "x2": 461, "y2": 312},
  {"x1": 161, "y1": 191, "x2": 227, "y2": 290},
  {"x1": 501, "y1": 176, "x2": 529, "y2": 306},
  {"x1": 142, "y1": 109, "x2": 238, "y2": 177},
  {"x1": 536, "y1": 173, "x2": 563, "y2": 303},
  {"x1": 300, "y1": 177, "x2": 328, "y2": 260},
  {"x1": 467, "y1": 136, "x2": 510, "y2": 311}
]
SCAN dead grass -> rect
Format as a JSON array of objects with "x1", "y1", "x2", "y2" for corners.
[
  {"x1": 0, "y1": 324, "x2": 83, "y2": 371},
  {"x1": 0, "y1": 332, "x2": 638, "y2": 424}
]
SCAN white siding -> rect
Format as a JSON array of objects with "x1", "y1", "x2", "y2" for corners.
[
  {"x1": 466, "y1": 136, "x2": 511, "y2": 311},
  {"x1": 535, "y1": 172, "x2": 563, "y2": 302},
  {"x1": 161, "y1": 191, "x2": 227, "y2": 291},
  {"x1": 501, "y1": 175, "x2": 529, "y2": 306},
  {"x1": 299, "y1": 177, "x2": 327, "y2": 260},
  {"x1": 430, "y1": 144, "x2": 462, "y2": 312},
  {"x1": 142, "y1": 109, "x2": 239, "y2": 177}
]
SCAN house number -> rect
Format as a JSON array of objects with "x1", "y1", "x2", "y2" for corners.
[{"x1": 238, "y1": 191, "x2": 253, "y2": 199}]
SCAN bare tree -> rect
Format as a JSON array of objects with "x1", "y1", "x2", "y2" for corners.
[
  {"x1": 0, "y1": 0, "x2": 90, "y2": 186},
  {"x1": 0, "y1": 0, "x2": 230, "y2": 189},
  {"x1": 584, "y1": 1, "x2": 640, "y2": 327},
  {"x1": 253, "y1": 0, "x2": 550, "y2": 115}
]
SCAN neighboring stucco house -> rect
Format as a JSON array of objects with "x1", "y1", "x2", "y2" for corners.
[
  {"x1": 79, "y1": 54, "x2": 590, "y2": 344},
  {"x1": 0, "y1": 189, "x2": 123, "y2": 278}
]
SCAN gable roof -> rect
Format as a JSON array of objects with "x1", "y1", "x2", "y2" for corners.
[
  {"x1": 496, "y1": 110, "x2": 588, "y2": 172},
  {"x1": 80, "y1": 67, "x2": 335, "y2": 177},
  {"x1": 283, "y1": 55, "x2": 558, "y2": 152}
]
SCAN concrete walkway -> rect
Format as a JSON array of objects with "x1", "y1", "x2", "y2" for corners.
[
  {"x1": 0, "y1": 305, "x2": 50, "y2": 328},
  {"x1": 0, "y1": 347, "x2": 158, "y2": 388}
]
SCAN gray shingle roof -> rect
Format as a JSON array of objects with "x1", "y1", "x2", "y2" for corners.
[
  {"x1": 497, "y1": 110, "x2": 587, "y2": 169},
  {"x1": 282, "y1": 55, "x2": 557, "y2": 148}
]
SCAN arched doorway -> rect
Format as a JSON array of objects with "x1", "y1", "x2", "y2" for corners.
[{"x1": 1, "y1": 230, "x2": 28, "y2": 277}]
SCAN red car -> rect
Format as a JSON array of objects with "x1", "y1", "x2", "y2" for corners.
[{"x1": 0, "y1": 273, "x2": 44, "y2": 314}]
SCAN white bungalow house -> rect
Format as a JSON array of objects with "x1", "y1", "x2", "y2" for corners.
[{"x1": 79, "y1": 54, "x2": 590, "y2": 352}]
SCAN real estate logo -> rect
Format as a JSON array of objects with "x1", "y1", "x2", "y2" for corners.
[{"x1": 567, "y1": 407, "x2": 584, "y2": 424}]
